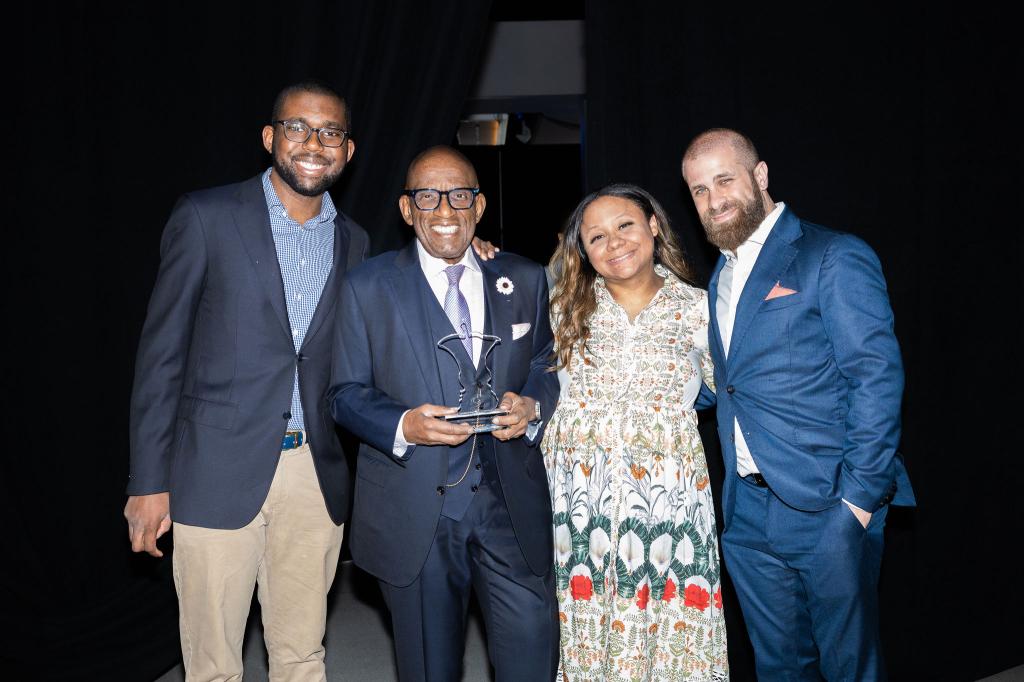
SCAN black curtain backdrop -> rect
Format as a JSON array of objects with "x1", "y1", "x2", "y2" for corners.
[
  {"x1": 5, "y1": 2, "x2": 1021, "y2": 681},
  {"x1": 585, "y1": 3, "x2": 1020, "y2": 681},
  {"x1": 5, "y1": 2, "x2": 491, "y2": 680}
]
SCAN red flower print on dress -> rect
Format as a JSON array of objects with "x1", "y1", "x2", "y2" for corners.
[
  {"x1": 570, "y1": 575, "x2": 593, "y2": 601},
  {"x1": 663, "y1": 578, "x2": 677, "y2": 601},
  {"x1": 636, "y1": 583, "x2": 651, "y2": 610},
  {"x1": 713, "y1": 587, "x2": 723, "y2": 609},
  {"x1": 684, "y1": 584, "x2": 711, "y2": 611}
]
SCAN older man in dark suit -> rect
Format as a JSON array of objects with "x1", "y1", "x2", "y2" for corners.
[{"x1": 328, "y1": 146, "x2": 560, "y2": 682}]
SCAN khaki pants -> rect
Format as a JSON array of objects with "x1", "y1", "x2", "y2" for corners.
[{"x1": 172, "y1": 444, "x2": 344, "y2": 682}]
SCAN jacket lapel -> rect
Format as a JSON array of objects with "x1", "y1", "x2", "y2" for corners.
[
  {"x1": 478, "y1": 254, "x2": 510, "y2": 395},
  {"x1": 387, "y1": 242, "x2": 445, "y2": 405},
  {"x1": 231, "y1": 176, "x2": 291, "y2": 340},
  {"x1": 727, "y1": 209, "x2": 801, "y2": 363},
  {"x1": 302, "y1": 213, "x2": 352, "y2": 348}
]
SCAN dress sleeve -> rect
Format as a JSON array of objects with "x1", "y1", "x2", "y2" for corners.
[{"x1": 697, "y1": 291, "x2": 715, "y2": 393}]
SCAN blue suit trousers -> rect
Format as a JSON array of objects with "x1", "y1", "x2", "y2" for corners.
[
  {"x1": 722, "y1": 475, "x2": 889, "y2": 681},
  {"x1": 377, "y1": 461, "x2": 559, "y2": 682}
]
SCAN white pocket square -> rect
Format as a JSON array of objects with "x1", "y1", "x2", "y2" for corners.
[{"x1": 511, "y1": 323, "x2": 531, "y2": 340}]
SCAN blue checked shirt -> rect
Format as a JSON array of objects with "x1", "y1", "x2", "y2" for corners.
[{"x1": 261, "y1": 169, "x2": 335, "y2": 433}]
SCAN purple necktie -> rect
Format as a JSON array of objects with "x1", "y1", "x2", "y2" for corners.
[{"x1": 444, "y1": 265, "x2": 473, "y2": 358}]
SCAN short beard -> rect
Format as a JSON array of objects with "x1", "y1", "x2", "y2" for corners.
[
  {"x1": 272, "y1": 153, "x2": 343, "y2": 198},
  {"x1": 700, "y1": 190, "x2": 768, "y2": 252}
]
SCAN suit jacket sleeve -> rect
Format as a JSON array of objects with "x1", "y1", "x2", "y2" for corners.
[
  {"x1": 127, "y1": 195, "x2": 207, "y2": 495},
  {"x1": 820, "y1": 234, "x2": 904, "y2": 511},
  {"x1": 520, "y1": 267, "x2": 560, "y2": 445},
  {"x1": 327, "y1": 274, "x2": 412, "y2": 461}
]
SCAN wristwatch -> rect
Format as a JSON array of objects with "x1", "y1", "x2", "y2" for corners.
[{"x1": 533, "y1": 400, "x2": 542, "y2": 422}]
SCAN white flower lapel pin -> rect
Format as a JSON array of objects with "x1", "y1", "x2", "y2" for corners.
[{"x1": 495, "y1": 276, "x2": 514, "y2": 296}]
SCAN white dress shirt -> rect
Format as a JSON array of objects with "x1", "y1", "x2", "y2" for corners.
[
  {"x1": 416, "y1": 243, "x2": 486, "y2": 366},
  {"x1": 718, "y1": 202, "x2": 784, "y2": 476}
]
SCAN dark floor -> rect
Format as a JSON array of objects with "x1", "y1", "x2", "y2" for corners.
[
  {"x1": 155, "y1": 561, "x2": 493, "y2": 682},
  {"x1": 155, "y1": 560, "x2": 1023, "y2": 681}
]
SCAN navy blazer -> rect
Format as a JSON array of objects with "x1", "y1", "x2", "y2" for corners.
[
  {"x1": 128, "y1": 174, "x2": 368, "y2": 529},
  {"x1": 708, "y1": 207, "x2": 914, "y2": 527},
  {"x1": 328, "y1": 242, "x2": 559, "y2": 587}
]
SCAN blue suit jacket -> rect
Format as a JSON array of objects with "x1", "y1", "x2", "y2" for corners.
[
  {"x1": 708, "y1": 207, "x2": 914, "y2": 527},
  {"x1": 328, "y1": 242, "x2": 559, "y2": 587},
  {"x1": 128, "y1": 175, "x2": 368, "y2": 528}
]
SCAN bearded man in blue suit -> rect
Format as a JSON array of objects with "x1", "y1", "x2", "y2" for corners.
[
  {"x1": 328, "y1": 146, "x2": 559, "y2": 682},
  {"x1": 682, "y1": 128, "x2": 914, "y2": 681}
]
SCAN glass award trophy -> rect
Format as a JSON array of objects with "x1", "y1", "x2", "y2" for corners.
[{"x1": 436, "y1": 331, "x2": 508, "y2": 433}]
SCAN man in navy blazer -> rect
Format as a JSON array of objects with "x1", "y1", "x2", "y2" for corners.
[
  {"x1": 125, "y1": 82, "x2": 367, "y2": 681},
  {"x1": 682, "y1": 129, "x2": 914, "y2": 680},
  {"x1": 328, "y1": 146, "x2": 559, "y2": 681}
]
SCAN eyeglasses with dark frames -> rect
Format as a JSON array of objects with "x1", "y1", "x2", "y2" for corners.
[
  {"x1": 402, "y1": 188, "x2": 480, "y2": 211},
  {"x1": 273, "y1": 119, "x2": 350, "y2": 147}
]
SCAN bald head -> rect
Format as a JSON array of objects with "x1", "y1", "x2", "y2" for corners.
[
  {"x1": 399, "y1": 144, "x2": 486, "y2": 264},
  {"x1": 681, "y1": 128, "x2": 760, "y2": 182},
  {"x1": 405, "y1": 145, "x2": 478, "y2": 188}
]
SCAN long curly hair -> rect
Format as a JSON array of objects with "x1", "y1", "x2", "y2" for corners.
[{"x1": 550, "y1": 183, "x2": 696, "y2": 370}]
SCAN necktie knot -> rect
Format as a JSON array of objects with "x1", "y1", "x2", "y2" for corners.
[{"x1": 445, "y1": 264, "x2": 465, "y2": 286}]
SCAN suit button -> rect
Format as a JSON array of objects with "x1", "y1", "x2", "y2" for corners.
[
  {"x1": 475, "y1": 463, "x2": 482, "y2": 470},
  {"x1": 471, "y1": 485, "x2": 479, "y2": 492},
  {"x1": 730, "y1": 435, "x2": 735, "y2": 442},
  {"x1": 726, "y1": 385, "x2": 735, "y2": 394},
  {"x1": 297, "y1": 354, "x2": 306, "y2": 362},
  {"x1": 436, "y1": 486, "x2": 445, "y2": 495},
  {"x1": 283, "y1": 412, "x2": 291, "y2": 419}
]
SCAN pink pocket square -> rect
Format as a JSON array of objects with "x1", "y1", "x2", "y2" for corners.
[{"x1": 765, "y1": 282, "x2": 798, "y2": 300}]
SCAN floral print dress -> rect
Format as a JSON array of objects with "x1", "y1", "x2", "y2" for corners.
[{"x1": 543, "y1": 267, "x2": 729, "y2": 681}]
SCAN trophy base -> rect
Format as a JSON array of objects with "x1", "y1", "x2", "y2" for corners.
[
  {"x1": 466, "y1": 422, "x2": 507, "y2": 434},
  {"x1": 438, "y1": 408, "x2": 509, "y2": 433}
]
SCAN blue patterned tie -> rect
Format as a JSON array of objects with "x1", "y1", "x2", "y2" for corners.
[{"x1": 444, "y1": 265, "x2": 473, "y2": 358}]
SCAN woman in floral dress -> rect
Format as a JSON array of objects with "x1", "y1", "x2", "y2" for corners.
[{"x1": 543, "y1": 184, "x2": 728, "y2": 681}]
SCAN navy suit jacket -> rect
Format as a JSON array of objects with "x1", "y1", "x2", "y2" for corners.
[
  {"x1": 708, "y1": 207, "x2": 914, "y2": 527},
  {"x1": 128, "y1": 174, "x2": 368, "y2": 528},
  {"x1": 328, "y1": 242, "x2": 559, "y2": 587}
]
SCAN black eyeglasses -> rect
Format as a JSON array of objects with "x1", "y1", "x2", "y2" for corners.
[
  {"x1": 273, "y1": 119, "x2": 350, "y2": 147},
  {"x1": 402, "y1": 188, "x2": 480, "y2": 211}
]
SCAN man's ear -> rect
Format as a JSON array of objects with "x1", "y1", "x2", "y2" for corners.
[
  {"x1": 398, "y1": 195, "x2": 414, "y2": 225},
  {"x1": 262, "y1": 125, "x2": 275, "y2": 154},
  {"x1": 753, "y1": 160, "x2": 769, "y2": 190},
  {"x1": 473, "y1": 193, "x2": 487, "y2": 222}
]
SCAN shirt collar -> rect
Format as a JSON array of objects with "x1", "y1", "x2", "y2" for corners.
[
  {"x1": 416, "y1": 240, "x2": 481, "y2": 279},
  {"x1": 721, "y1": 201, "x2": 785, "y2": 260},
  {"x1": 261, "y1": 167, "x2": 338, "y2": 226}
]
